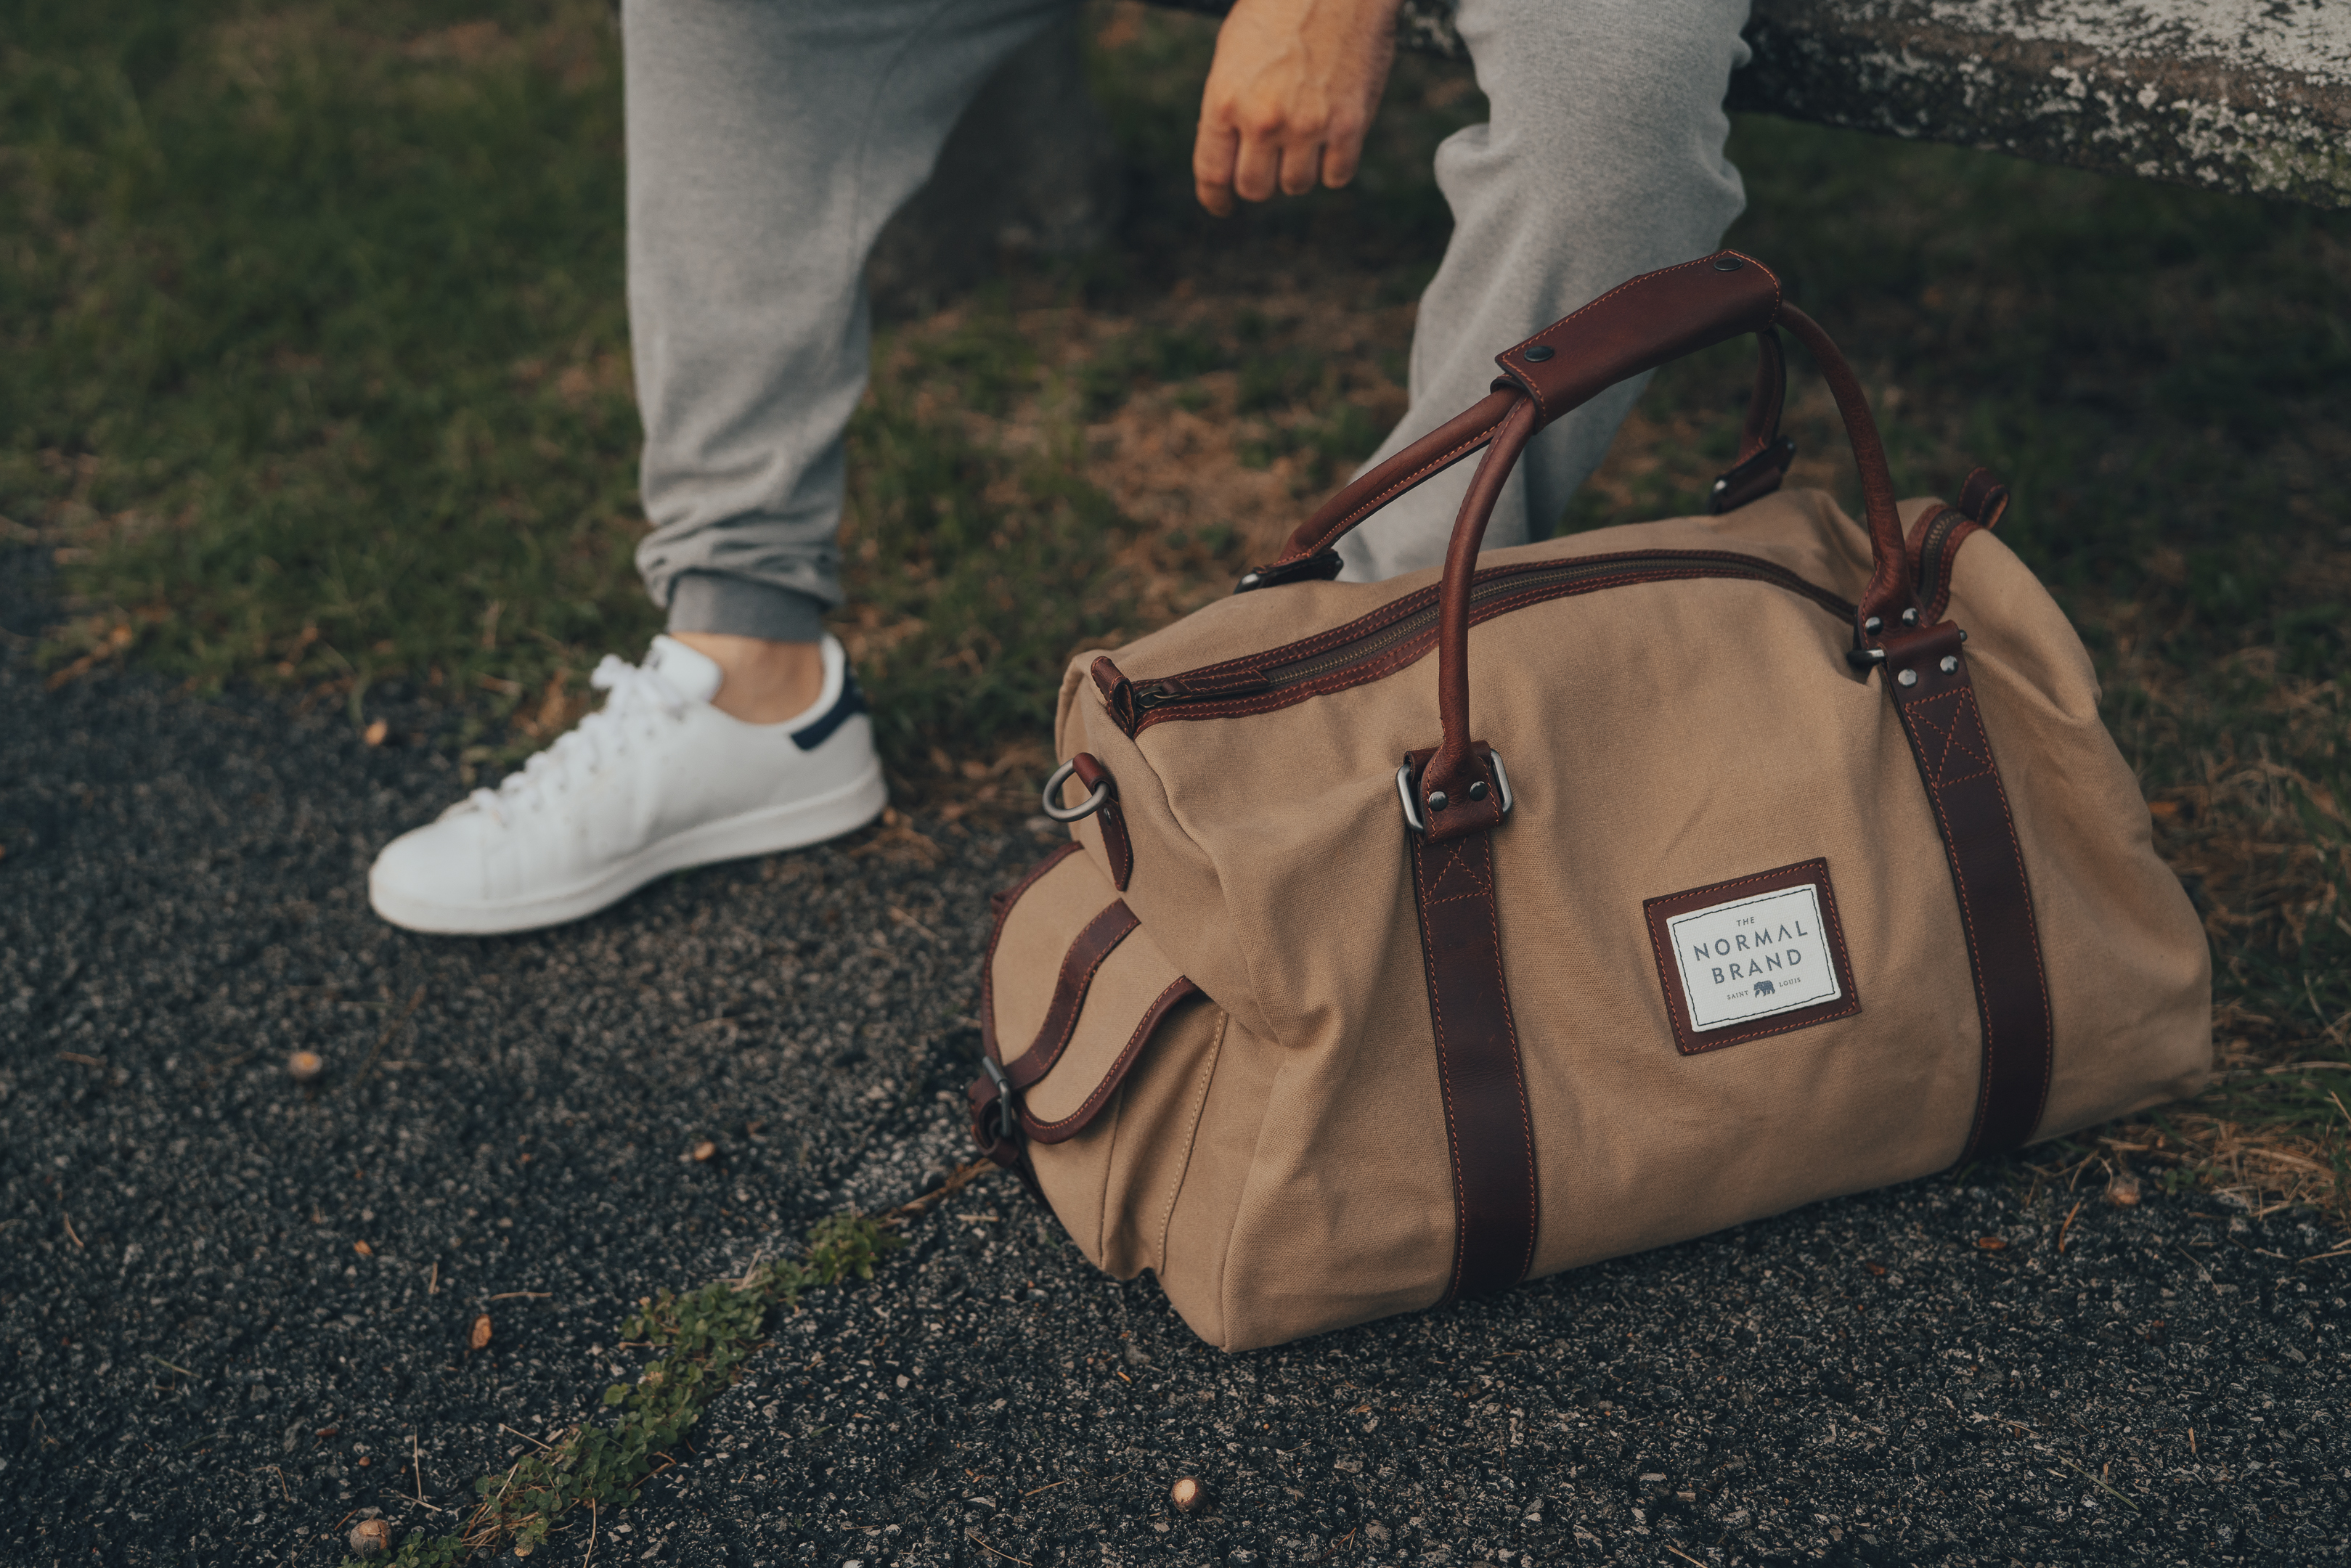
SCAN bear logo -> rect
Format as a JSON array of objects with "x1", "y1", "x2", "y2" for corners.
[{"x1": 1751, "y1": 979, "x2": 1777, "y2": 997}]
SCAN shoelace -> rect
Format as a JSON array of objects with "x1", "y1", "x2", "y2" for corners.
[{"x1": 465, "y1": 653, "x2": 690, "y2": 825}]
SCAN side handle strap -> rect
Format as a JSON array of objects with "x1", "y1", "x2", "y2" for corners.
[
  {"x1": 1881, "y1": 624, "x2": 2054, "y2": 1161},
  {"x1": 1405, "y1": 745, "x2": 1539, "y2": 1302}
]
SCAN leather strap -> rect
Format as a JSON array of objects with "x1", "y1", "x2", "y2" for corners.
[
  {"x1": 1069, "y1": 752, "x2": 1133, "y2": 891},
  {"x1": 1775, "y1": 304, "x2": 1914, "y2": 633},
  {"x1": 1881, "y1": 623, "x2": 2054, "y2": 1160},
  {"x1": 1017, "y1": 976, "x2": 1199, "y2": 1144},
  {"x1": 1490, "y1": 251, "x2": 1782, "y2": 420},
  {"x1": 991, "y1": 901, "x2": 1139, "y2": 1092},
  {"x1": 1279, "y1": 388, "x2": 1523, "y2": 565},
  {"x1": 1405, "y1": 778, "x2": 1539, "y2": 1302},
  {"x1": 1957, "y1": 466, "x2": 2010, "y2": 529},
  {"x1": 1708, "y1": 327, "x2": 1795, "y2": 513}
]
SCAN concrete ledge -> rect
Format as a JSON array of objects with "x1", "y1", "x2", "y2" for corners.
[{"x1": 1149, "y1": 0, "x2": 2351, "y2": 210}]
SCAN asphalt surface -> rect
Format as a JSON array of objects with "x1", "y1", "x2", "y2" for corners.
[{"x1": 4, "y1": 545, "x2": 2349, "y2": 1568}]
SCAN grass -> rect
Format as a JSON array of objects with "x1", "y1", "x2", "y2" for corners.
[
  {"x1": 346, "y1": 1209, "x2": 905, "y2": 1567},
  {"x1": 4, "y1": 1, "x2": 2346, "y2": 1212}
]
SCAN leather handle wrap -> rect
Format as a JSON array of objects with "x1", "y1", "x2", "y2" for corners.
[{"x1": 1488, "y1": 251, "x2": 1782, "y2": 417}]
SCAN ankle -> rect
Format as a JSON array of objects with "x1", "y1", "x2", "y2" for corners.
[{"x1": 669, "y1": 632, "x2": 825, "y2": 724}]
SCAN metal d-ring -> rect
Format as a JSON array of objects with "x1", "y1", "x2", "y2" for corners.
[
  {"x1": 1394, "y1": 762, "x2": 1427, "y2": 833},
  {"x1": 1395, "y1": 751, "x2": 1514, "y2": 833},
  {"x1": 1040, "y1": 759, "x2": 1112, "y2": 822}
]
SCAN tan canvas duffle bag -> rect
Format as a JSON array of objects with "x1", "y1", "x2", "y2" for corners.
[{"x1": 964, "y1": 252, "x2": 2211, "y2": 1352}]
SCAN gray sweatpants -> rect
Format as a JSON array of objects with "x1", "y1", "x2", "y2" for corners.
[{"x1": 626, "y1": 0, "x2": 1751, "y2": 640}]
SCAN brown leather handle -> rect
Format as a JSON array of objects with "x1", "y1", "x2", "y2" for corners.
[
  {"x1": 1404, "y1": 257, "x2": 1919, "y2": 839},
  {"x1": 1273, "y1": 306, "x2": 1793, "y2": 570}
]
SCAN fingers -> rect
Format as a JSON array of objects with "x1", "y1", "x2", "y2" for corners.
[
  {"x1": 1192, "y1": 120, "x2": 1239, "y2": 216},
  {"x1": 1231, "y1": 121, "x2": 1287, "y2": 204},
  {"x1": 1197, "y1": 102, "x2": 1342, "y2": 213},
  {"x1": 1191, "y1": 0, "x2": 1400, "y2": 216},
  {"x1": 1319, "y1": 115, "x2": 1366, "y2": 191},
  {"x1": 1279, "y1": 139, "x2": 1325, "y2": 197}
]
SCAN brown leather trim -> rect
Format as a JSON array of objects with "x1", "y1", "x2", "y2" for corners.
[
  {"x1": 1642, "y1": 858, "x2": 1862, "y2": 1056},
  {"x1": 1278, "y1": 388, "x2": 1522, "y2": 564},
  {"x1": 1736, "y1": 327, "x2": 1788, "y2": 467},
  {"x1": 1882, "y1": 623, "x2": 2054, "y2": 1160},
  {"x1": 1019, "y1": 980, "x2": 1202, "y2": 1144},
  {"x1": 1406, "y1": 814, "x2": 1538, "y2": 1302},
  {"x1": 1419, "y1": 400, "x2": 1541, "y2": 833},
  {"x1": 978, "y1": 841, "x2": 1086, "y2": 1071},
  {"x1": 971, "y1": 841, "x2": 1087, "y2": 1194},
  {"x1": 997, "y1": 901, "x2": 1140, "y2": 1092},
  {"x1": 1905, "y1": 504, "x2": 1983, "y2": 626},
  {"x1": 1069, "y1": 753, "x2": 1133, "y2": 891},
  {"x1": 1774, "y1": 305, "x2": 1913, "y2": 634},
  {"x1": 1090, "y1": 655, "x2": 1137, "y2": 735},
  {"x1": 1491, "y1": 251, "x2": 1782, "y2": 421},
  {"x1": 1123, "y1": 553, "x2": 1856, "y2": 735},
  {"x1": 1957, "y1": 467, "x2": 2010, "y2": 530}
]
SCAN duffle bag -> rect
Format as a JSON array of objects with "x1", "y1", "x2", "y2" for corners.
[{"x1": 966, "y1": 251, "x2": 2211, "y2": 1353}]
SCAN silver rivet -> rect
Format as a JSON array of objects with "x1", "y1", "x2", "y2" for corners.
[
  {"x1": 1467, "y1": 780, "x2": 1488, "y2": 801},
  {"x1": 1523, "y1": 346, "x2": 1554, "y2": 363},
  {"x1": 1939, "y1": 655, "x2": 1959, "y2": 674},
  {"x1": 1896, "y1": 669, "x2": 1920, "y2": 687},
  {"x1": 1714, "y1": 256, "x2": 1744, "y2": 271},
  {"x1": 1901, "y1": 608, "x2": 1921, "y2": 627},
  {"x1": 1427, "y1": 791, "x2": 1449, "y2": 812},
  {"x1": 1862, "y1": 616, "x2": 1883, "y2": 635}
]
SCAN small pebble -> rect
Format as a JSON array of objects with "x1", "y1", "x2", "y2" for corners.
[
  {"x1": 347, "y1": 1517, "x2": 391, "y2": 1556},
  {"x1": 1172, "y1": 1475, "x2": 1207, "y2": 1513},
  {"x1": 692, "y1": 1140, "x2": 717, "y2": 1162},
  {"x1": 2108, "y1": 1173, "x2": 2143, "y2": 1207},
  {"x1": 288, "y1": 1050, "x2": 323, "y2": 1085},
  {"x1": 362, "y1": 719, "x2": 388, "y2": 746}
]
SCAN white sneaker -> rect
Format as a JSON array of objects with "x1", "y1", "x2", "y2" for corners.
[{"x1": 368, "y1": 634, "x2": 887, "y2": 934}]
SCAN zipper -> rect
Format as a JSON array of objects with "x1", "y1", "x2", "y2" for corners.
[{"x1": 1112, "y1": 548, "x2": 1857, "y2": 733}]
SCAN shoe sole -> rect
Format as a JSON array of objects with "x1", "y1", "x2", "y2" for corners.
[{"x1": 367, "y1": 761, "x2": 889, "y2": 936}]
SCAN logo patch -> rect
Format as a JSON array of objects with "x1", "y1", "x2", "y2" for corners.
[{"x1": 1643, "y1": 859, "x2": 1860, "y2": 1055}]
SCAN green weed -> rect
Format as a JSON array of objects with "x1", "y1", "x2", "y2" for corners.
[{"x1": 351, "y1": 1213, "x2": 902, "y2": 1567}]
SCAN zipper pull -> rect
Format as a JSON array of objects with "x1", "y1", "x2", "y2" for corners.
[{"x1": 1132, "y1": 670, "x2": 1271, "y2": 710}]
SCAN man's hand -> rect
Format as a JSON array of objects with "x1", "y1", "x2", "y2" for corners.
[{"x1": 1193, "y1": 0, "x2": 1404, "y2": 216}]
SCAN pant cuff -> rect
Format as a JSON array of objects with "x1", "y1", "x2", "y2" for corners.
[{"x1": 665, "y1": 572, "x2": 829, "y2": 643}]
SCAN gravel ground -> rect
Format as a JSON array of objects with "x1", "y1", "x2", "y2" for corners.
[{"x1": 4, "y1": 548, "x2": 2348, "y2": 1568}]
